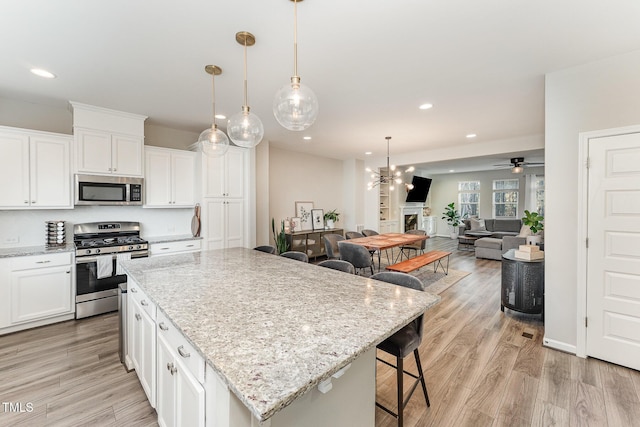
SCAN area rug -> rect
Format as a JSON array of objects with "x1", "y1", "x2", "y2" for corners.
[{"x1": 360, "y1": 262, "x2": 471, "y2": 295}]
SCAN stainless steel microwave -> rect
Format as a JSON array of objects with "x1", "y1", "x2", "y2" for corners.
[{"x1": 75, "y1": 174, "x2": 143, "y2": 206}]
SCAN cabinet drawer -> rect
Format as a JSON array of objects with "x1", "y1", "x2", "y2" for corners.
[
  {"x1": 11, "y1": 252, "x2": 72, "y2": 270},
  {"x1": 157, "y1": 309, "x2": 205, "y2": 383},
  {"x1": 128, "y1": 282, "x2": 156, "y2": 321},
  {"x1": 149, "y1": 240, "x2": 201, "y2": 256}
]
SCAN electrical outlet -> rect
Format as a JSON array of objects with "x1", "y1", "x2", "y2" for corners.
[{"x1": 3, "y1": 236, "x2": 19, "y2": 244}]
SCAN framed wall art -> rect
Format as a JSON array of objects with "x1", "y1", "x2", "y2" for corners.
[
  {"x1": 295, "y1": 201, "x2": 314, "y2": 231},
  {"x1": 311, "y1": 209, "x2": 324, "y2": 230}
]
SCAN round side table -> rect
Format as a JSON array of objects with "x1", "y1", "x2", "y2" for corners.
[{"x1": 501, "y1": 249, "x2": 544, "y2": 319}]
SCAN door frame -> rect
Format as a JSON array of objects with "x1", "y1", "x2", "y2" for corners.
[{"x1": 576, "y1": 124, "x2": 640, "y2": 358}]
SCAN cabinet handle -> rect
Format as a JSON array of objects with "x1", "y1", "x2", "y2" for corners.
[
  {"x1": 24, "y1": 201, "x2": 28, "y2": 204},
  {"x1": 186, "y1": 245, "x2": 194, "y2": 248},
  {"x1": 31, "y1": 201, "x2": 36, "y2": 204},
  {"x1": 113, "y1": 168, "x2": 117, "y2": 171},
  {"x1": 140, "y1": 300, "x2": 148, "y2": 306},
  {"x1": 159, "y1": 322, "x2": 169, "y2": 331},
  {"x1": 167, "y1": 362, "x2": 173, "y2": 371},
  {"x1": 135, "y1": 313, "x2": 141, "y2": 321},
  {"x1": 170, "y1": 365, "x2": 177, "y2": 375},
  {"x1": 160, "y1": 247, "x2": 169, "y2": 250},
  {"x1": 66, "y1": 271, "x2": 71, "y2": 274},
  {"x1": 36, "y1": 260, "x2": 51, "y2": 264},
  {"x1": 130, "y1": 288, "x2": 137, "y2": 293},
  {"x1": 177, "y1": 345, "x2": 190, "y2": 358}
]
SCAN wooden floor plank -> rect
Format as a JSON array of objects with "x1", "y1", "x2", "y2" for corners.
[
  {"x1": 531, "y1": 400, "x2": 569, "y2": 427},
  {"x1": 569, "y1": 380, "x2": 607, "y2": 427}
]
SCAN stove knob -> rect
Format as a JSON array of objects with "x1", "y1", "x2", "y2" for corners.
[
  {"x1": 136, "y1": 245, "x2": 141, "y2": 250},
  {"x1": 129, "y1": 245, "x2": 134, "y2": 250},
  {"x1": 96, "y1": 249, "x2": 101, "y2": 254},
  {"x1": 85, "y1": 249, "x2": 91, "y2": 255}
]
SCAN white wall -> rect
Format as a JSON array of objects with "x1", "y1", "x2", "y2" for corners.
[
  {"x1": 429, "y1": 167, "x2": 544, "y2": 236},
  {"x1": 545, "y1": 48, "x2": 640, "y2": 350},
  {"x1": 0, "y1": 206, "x2": 194, "y2": 248},
  {"x1": 268, "y1": 146, "x2": 345, "y2": 242}
]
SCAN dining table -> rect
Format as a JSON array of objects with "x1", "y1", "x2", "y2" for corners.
[{"x1": 346, "y1": 232, "x2": 429, "y2": 269}]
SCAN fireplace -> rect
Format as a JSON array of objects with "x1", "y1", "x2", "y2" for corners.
[{"x1": 400, "y1": 205, "x2": 423, "y2": 233}]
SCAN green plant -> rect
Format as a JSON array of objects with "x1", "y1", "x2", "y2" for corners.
[
  {"x1": 522, "y1": 210, "x2": 544, "y2": 234},
  {"x1": 271, "y1": 218, "x2": 289, "y2": 254},
  {"x1": 441, "y1": 202, "x2": 462, "y2": 227},
  {"x1": 323, "y1": 209, "x2": 340, "y2": 222}
]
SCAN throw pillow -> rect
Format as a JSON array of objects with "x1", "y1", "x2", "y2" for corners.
[
  {"x1": 470, "y1": 218, "x2": 486, "y2": 232},
  {"x1": 518, "y1": 224, "x2": 532, "y2": 237}
]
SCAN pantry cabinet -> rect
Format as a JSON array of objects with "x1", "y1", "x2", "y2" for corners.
[
  {"x1": 0, "y1": 126, "x2": 72, "y2": 209},
  {"x1": 145, "y1": 146, "x2": 196, "y2": 207},
  {"x1": 75, "y1": 127, "x2": 144, "y2": 177},
  {"x1": 204, "y1": 198, "x2": 245, "y2": 250},
  {"x1": 203, "y1": 147, "x2": 245, "y2": 199}
]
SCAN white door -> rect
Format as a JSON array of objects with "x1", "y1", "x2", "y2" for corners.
[
  {"x1": 11, "y1": 266, "x2": 72, "y2": 324},
  {"x1": 30, "y1": 135, "x2": 71, "y2": 208},
  {"x1": 145, "y1": 148, "x2": 172, "y2": 206},
  {"x1": 139, "y1": 307, "x2": 157, "y2": 408},
  {"x1": 175, "y1": 356, "x2": 205, "y2": 427},
  {"x1": 225, "y1": 148, "x2": 245, "y2": 199},
  {"x1": 156, "y1": 333, "x2": 176, "y2": 427},
  {"x1": 0, "y1": 131, "x2": 30, "y2": 207},
  {"x1": 172, "y1": 151, "x2": 196, "y2": 206},
  {"x1": 112, "y1": 134, "x2": 143, "y2": 176},
  {"x1": 586, "y1": 131, "x2": 640, "y2": 370},
  {"x1": 205, "y1": 199, "x2": 225, "y2": 250},
  {"x1": 76, "y1": 128, "x2": 112, "y2": 174},
  {"x1": 226, "y1": 199, "x2": 245, "y2": 249}
]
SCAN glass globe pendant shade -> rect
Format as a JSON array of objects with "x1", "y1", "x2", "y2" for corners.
[
  {"x1": 227, "y1": 107, "x2": 264, "y2": 148},
  {"x1": 198, "y1": 125, "x2": 229, "y2": 157},
  {"x1": 273, "y1": 77, "x2": 318, "y2": 131}
]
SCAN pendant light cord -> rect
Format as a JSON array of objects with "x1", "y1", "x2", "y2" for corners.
[
  {"x1": 293, "y1": 0, "x2": 298, "y2": 78},
  {"x1": 243, "y1": 38, "x2": 249, "y2": 108},
  {"x1": 211, "y1": 73, "x2": 217, "y2": 129}
]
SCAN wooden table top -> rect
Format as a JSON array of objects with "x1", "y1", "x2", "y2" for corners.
[{"x1": 346, "y1": 232, "x2": 429, "y2": 251}]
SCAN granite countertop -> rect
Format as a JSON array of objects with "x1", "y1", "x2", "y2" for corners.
[
  {"x1": 121, "y1": 248, "x2": 440, "y2": 422},
  {"x1": 0, "y1": 244, "x2": 75, "y2": 259},
  {"x1": 144, "y1": 234, "x2": 202, "y2": 244}
]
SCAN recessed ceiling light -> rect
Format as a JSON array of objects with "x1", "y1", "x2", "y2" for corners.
[
  {"x1": 449, "y1": 169, "x2": 455, "y2": 173},
  {"x1": 30, "y1": 68, "x2": 56, "y2": 79},
  {"x1": 215, "y1": 114, "x2": 226, "y2": 120},
  {"x1": 303, "y1": 136, "x2": 312, "y2": 140},
  {"x1": 365, "y1": 151, "x2": 372, "y2": 155},
  {"x1": 466, "y1": 133, "x2": 477, "y2": 138},
  {"x1": 419, "y1": 103, "x2": 433, "y2": 110}
]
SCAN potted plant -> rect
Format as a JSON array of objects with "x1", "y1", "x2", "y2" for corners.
[
  {"x1": 271, "y1": 218, "x2": 289, "y2": 254},
  {"x1": 522, "y1": 210, "x2": 544, "y2": 245},
  {"x1": 324, "y1": 209, "x2": 340, "y2": 229},
  {"x1": 441, "y1": 202, "x2": 461, "y2": 239}
]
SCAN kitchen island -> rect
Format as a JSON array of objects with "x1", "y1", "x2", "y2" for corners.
[{"x1": 121, "y1": 248, "x2": 440, "y2": 426}]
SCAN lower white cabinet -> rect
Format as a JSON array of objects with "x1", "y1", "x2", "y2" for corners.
[
  {"x1": 157, "y1": 310, "x2": 205, "y2": 427},
  {"x1": 0, "y1": 252, "x2": 74, "y2": 334},
  {"x1": 204, "y1": 199, "x2": 245, "y2": 250},
  {"x1": 379, "y1": 220, "x2": 399, "y2": 234},
  {"x1": 149, "y1": 239, "x2": 202, "y2": 257},
  {"x1": 128, "y1": 282, "x2": 157, "y2": 408}
]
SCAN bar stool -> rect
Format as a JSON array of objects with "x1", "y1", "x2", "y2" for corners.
[{"x1": 371, "y1": 271, "x2": 430, "y2": 427}]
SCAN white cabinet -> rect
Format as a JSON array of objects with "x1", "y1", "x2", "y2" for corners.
[
  {"x1": 156, "y1": 310, "x2": 205, "y2": 427},
  {"x1": 0, "y1": 252, "x2": 74, "y2": 335},
  {"x1": 128, "y1": 281, "x2": 157, "y2": 408},
  {"x1": 75, "y1": 127, "x2": 143, "y2": 177},
  {"x1": 204, "y1": 147, "x2": 245, "y2": 199},
  {"x1": 0, "y1": 127, "x2": 72, "y2": 209},
  {"x1": 149, "y1": 240, "x2": 202, "y2": 257},
  {"x1": 205, "y1": 199, "x2": 245, "y2": 250},
  {"x1": 423, "y1": 216, "x2": 437, "y2": 237},
  {"x1": 145, "y1": 147, "x2": 196, "y2": 207},
  {"x1": 380, "y1": 220, "x2": 399, "y2": 234}
]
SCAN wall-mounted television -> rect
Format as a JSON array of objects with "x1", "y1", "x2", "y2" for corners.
[{"x1": 405, "y1": 176, "x2": 432, "y2": 203}]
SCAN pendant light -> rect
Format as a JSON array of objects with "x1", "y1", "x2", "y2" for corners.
[
  {"x1": 227, "y1": 31, "x2": 264, "y2": 148},
  {"x1": 366, "y1": 137, "x2": 414, "y2": 191},
  {"x1": 273, "y1": 0, "x2": 319, "y2": 131},
  {"x1": 198, "y1": 65, "x2": 230, "y2": 157}
]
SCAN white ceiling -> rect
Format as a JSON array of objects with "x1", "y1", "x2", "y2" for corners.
[{"x1": 3, "y1": 0, "x2": 640, "y2": 165}]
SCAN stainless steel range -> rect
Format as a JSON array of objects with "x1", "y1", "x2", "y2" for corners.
[{"x1": 74, "y1": 221, "x2": 148, "y2": 319}]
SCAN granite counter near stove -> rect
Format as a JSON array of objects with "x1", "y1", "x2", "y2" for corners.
[{"x1": 121, "y1": 248, "x2": 440, "y2": 425}]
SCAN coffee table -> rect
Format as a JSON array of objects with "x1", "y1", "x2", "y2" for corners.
[{"x1": 457, "y1": 235, "x2": 478, "y2": 251}]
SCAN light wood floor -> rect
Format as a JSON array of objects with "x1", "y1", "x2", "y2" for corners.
[{"x1": 1, "y1": 238, "x2": 639, "y2": 427}]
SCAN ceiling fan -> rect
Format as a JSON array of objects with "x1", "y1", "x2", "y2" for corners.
[{"x1": 493, "y1": 157, "x2": 545, "y2": 174}]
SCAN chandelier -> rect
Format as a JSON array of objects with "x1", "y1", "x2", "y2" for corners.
[{"x1": 366, "y1": 137, "x2": 414, "y2": 191}]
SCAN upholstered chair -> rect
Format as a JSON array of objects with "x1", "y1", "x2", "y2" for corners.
[
  {"x1": 317, "y1": 259, "x2": 356, "y2": 274},
  {"x1": 280, "y1": 251, "x2": 309, "y2": 263},
  {"x1": 253, "y1": 245, "x2": 277, "y2": 254},
  {"x1": 337, "y1": 241, "x2": 374, "y2": 275},
  {"x1": 323, "y1": 234, "x2": 345, "y2": 260},
  {"x1": 398, "y1": 229, "x2": 427, "y2": 261}
]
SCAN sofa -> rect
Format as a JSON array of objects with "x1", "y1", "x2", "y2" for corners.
[{"x1": 458, "y1": 218, "x2": 526, "y2": 260}]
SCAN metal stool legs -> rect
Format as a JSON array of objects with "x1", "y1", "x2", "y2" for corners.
[{"x1": 376, "y1": 349, "x2": 430, "y2": 427}]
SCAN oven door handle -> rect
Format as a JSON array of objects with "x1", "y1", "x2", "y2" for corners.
[{"x1": 75, "y1": 252, "x2": 148, "y2": 264}]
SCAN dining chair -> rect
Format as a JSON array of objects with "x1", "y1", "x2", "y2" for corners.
[
  {"x1": 346, "y1": 231, "x2": 383, "y2": 267},
  {"x1": 370, "y1": 271, "x2": 430, "y2": 427},
  {"x1": 337, "y1": 241, "x2": 374, "y2": 275},
  {"x1": 361, "y1": 229, "x2": 379, "y2": 237},
  {"x1": 398, "y1": 229, "x2": 427, "y2": 261},
  {"x1": 280, "y1": 251, "x2": 309, "y2": 263},
  {"x1": 345, "y1": 231, "x2": 364, "y2": 239},
  {"x1": 317, "y1": 259, "x2": 356, "y2": 274},
  {"x1": 253, "y1": 245, "x2": 277, "y2": 254},
  {"x1": 323, "y1": 234, "x2": 345, "y2": 260}
]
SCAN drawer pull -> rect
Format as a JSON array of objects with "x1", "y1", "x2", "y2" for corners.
[
  {"x1": 186, "y1": 245, "x2": 194, "y2": 248},
  {"x1": 36, "y1": 260, "x2": 51, "y2": 264},
  {"x1": 177, "y1": 345, "x2": 190, "y2": 358},
  {"x1": 170, "y1": 365, "x2": 177, "y2": 375},
  {"x1": 140, "y1": 300, "x2": 149, "y2": 306},
  {"x1": 159, "y1": 322, "x2": 169, "y2": 331},
  {"x1": 160, "y1": 247, "x2": 170, "y2": 250},
  {"x1": 130, "y1": 288, "x2": 138, "y2": 293},
  {"x1": 135, "y1": 313, "x2": 141, "y2": 321}
]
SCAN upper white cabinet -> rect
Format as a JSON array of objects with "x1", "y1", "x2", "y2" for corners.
[
  {"x1": 204, "y1": 147, "x2": 245, "y2": 199},
  {"x1": 145, "y1": 146, "x2": 196, "y2": 208},
  {"x1": 0, "y1": 126, "x2": 72, "y2": 209},
  {"x1": 70, "y1": 101, "x2": 147, "y2": 177}
]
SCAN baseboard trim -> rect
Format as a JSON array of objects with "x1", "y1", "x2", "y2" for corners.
[{"x1": 543, "y1": 336, "x2": 577, "y2": 355}]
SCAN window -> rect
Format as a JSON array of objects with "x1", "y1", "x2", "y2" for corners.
[
  {"x1": 493, "y1": 179, "x2": 519, "y2": 218},
  {"x1": 535, "y1": 176, "x2": 545, "y2": 217},
  {"x1": 458, "y1": 181, "x2": 480, "y2": 218}
]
